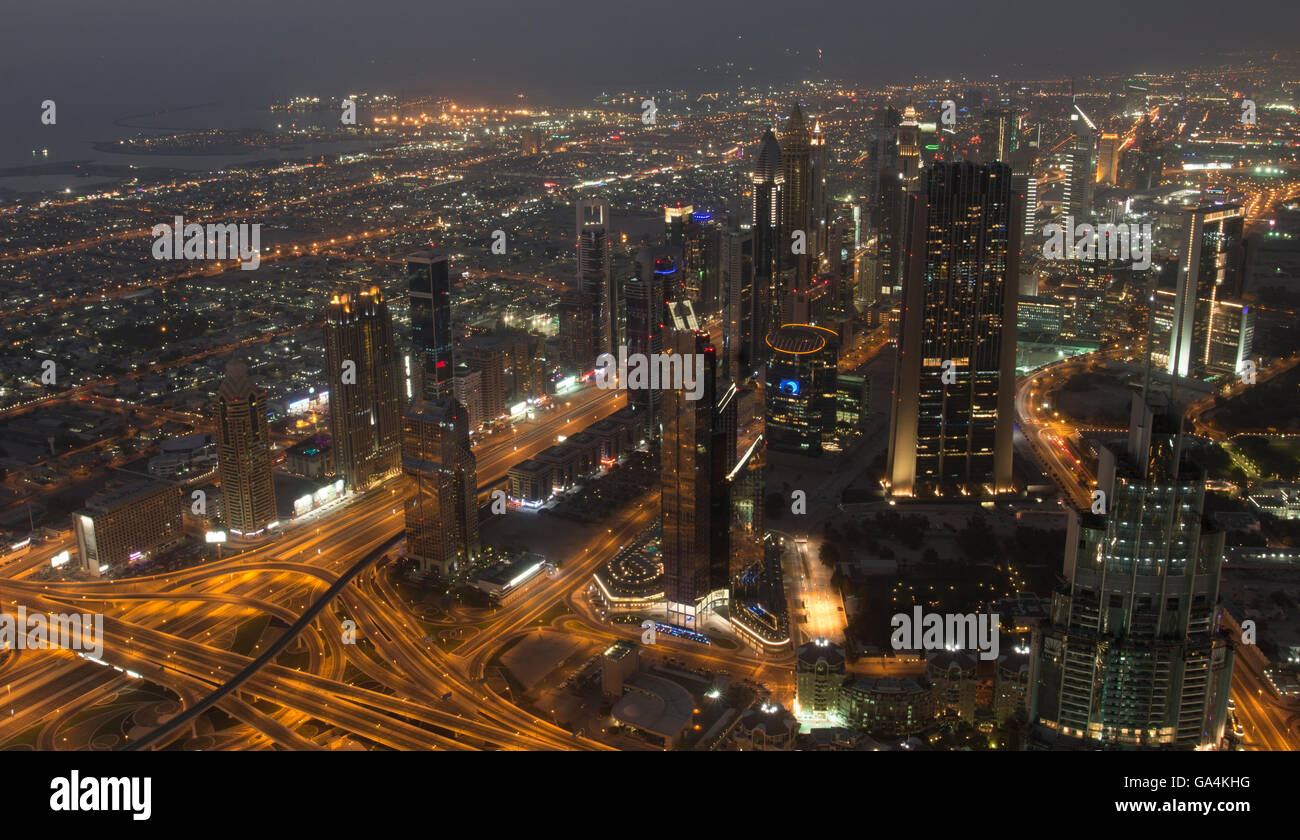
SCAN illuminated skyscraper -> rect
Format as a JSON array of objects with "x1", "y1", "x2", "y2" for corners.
[
  {"x1": 809, "y1": 119, "x2": 828, "y2": 266},
  {"x1": 1165, "y1": 204, "x2": 1248, "y2": 379},
  {"x1": 886, "y1": 162, "x2": 1018, "y2": 497},
  {"x1": 1030, "y1": 394, "x2": 1234, "y2": 748},
  {"x1": 403, "y1": 396, "x2": 479, "y2": 577},
  {"x1": 751, "y1": 128, "x2": 784, "y2": 335},
  {"x1": 1063, "y1": 110, "x2": 1095, "y2": 218},
  {"x1": 577, "y1": 200, "x2": 619, "y2": 357},
  {"x1": 403, "y1": 250, "x2": 479, "y2": 576},
  {"x1": 661, "y1": 315, "x2": 733, "y2": 630},
  {"x1": 215, "y1": 359, "x2": 277, "y2": 539},
  {"x1": 324, "y1": 286, "x2": 403, "y2": 491},
  {"x1": 1096, "y1": 132, "x2": 1121, "y2": 186},
  {"x1": 765, "y1": 323, "x2": 838, "y2": 455},
  {"x1": 720, "y1": 225, "x2": 759, "y2": 381},
  {"x1": 408, "y1": 251, "x2": 455, "y2": 401},
  {"x1": 625, "y1": 248, "x2": 673, "y2": 434},
  {"x1": 781, "y1": 103, "x2": 813, "y2": 290}
]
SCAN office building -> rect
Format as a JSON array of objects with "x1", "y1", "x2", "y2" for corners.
[
  {"x1": 73, "y1": 481, "x2": 184, "y2": 577},
  {"x1": 324, "y1": 286, "x2": 403, "y2": 490},
  {"x1": 765, "y1": 323, "x2": 838, "y2": 455},
  {"x1": 752, "y1": 128, "x2": 784, "y2": 332},
  {"x1": 1165, "y1": 204, "x2": 1249, "y2": 379},
  {"x1": 886, "y1": 162, "x2": 1018, "y2": 497},
  {"x1": 403, "y1": 397, "x2": 480, "y2": 577},
  {"x1": 408, "y1": 252, "x2": 455, "y2": 401},
  {"x1": 661, "y1": 315, "x2": 733, "y2": 630},
  {"x1": 215, "y1": 359, "x2": 277, "y2": 539},
  {"x1": 625, "y1": 248, "x2": 673, "y2": 435},
  {"x1": 577, "y1": 200, "x2": 618, "y2": 358},
  {"x1": 1030, "y1": 394, "x2": 1234, "y2": 748}
]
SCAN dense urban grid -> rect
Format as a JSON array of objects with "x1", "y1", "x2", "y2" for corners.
[{"x1": 4, "y1": 47, "x2": 1300, "y2": 756}]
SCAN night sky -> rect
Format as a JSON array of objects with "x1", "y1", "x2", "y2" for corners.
[{"x1": 3, "y1": 0, "x2": 1298, "y2": 108}]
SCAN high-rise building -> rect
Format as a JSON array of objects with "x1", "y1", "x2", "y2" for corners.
[
  {"x1": 1166, "y1": 204, "x2": 1248, "y2": 379},
  {"x1": 215, "y1": 359, "x2": 277, "y2": 539},
  {"x1": 1096, "y1": 132, "x2": 1121, "y2": 186},
  {"x1": 1030, "y1": 394, "x2": 1234, "y2": 748},
  {"x1": 577, "y1": 200, "x2": 618, "y2": 357},
  {"x1": 720, "y1": 225, "x2": 760, "y2": 382},
  {"x1": 661, "y1": 317, "x2": 733, "y2": 630},
  {"x1": 809, "y1": 119, "x2": 828, "y2": 267},
  {"x1": 780, "y1": 103, "x2": 813, "y2": 291},
  {"x1": 407, "y1": 252, "x2": 455, "y2": 401},
  {"x1": 73, "y1": 481, "x2": 184, "y2": 578},
  {"x1": 796, "y1": 640, "x2": 847, "y2": 717},
  {"x1": 403, "y1": 397, "x2": 479, "y2": 577},
  {"x1": 1121, "y1": 120, "x2": 1163, "y2": 191},
  {"x1": 765, "y1": 323, "x2": 838, "y2": 455},
  {"x1": 325, "y1": 286, "x2": 403, "y2": 491},
  {"x1": 751, "y1": 128, "x2": 784, "y2": 334},
  {"x1": 886, "y1": 162, "x2": 1018, "y2": 497},
  {"x1": 625, "y1": 248, "x2": 673, "y2": 435},
  {"x1": 465, "y1": 343, "x2": 507, "y2": 424},
  {"x1": 1063, "y1": 111, "x2": 1095, "y2": 218},
  {"x1": 981, "y1": 109, "x2": 1016, "y2": 163},
  {"x1": 878, "y1": 106, "x2": 925, "y2": 297}
]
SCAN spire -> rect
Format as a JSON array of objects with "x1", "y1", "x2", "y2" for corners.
[{"x1": 783, "y1": 102, "x2": 809, "y2": 144}]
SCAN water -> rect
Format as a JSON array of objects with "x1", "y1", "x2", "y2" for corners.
[{"x1": 0, "y1": 100, "x2": 376, "y2": 185}]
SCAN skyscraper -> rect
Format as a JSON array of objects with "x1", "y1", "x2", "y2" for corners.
[
  {"x1": 577, "y1": 200, "x2": 618, "y2": 358},
  {"x1": 765, "y1": 323, "x2": 838, "y2": 455},
  {"x1": 751, "y1": 128, "x2": 783, "y2": 336},
  {"x1": 720, "y1": 225, "x2": 759, "y2": 382},
  {"x1": 625, "y1": 248, "x2": 672, "y2": 435},
  {"x1": 1063, "y1": 110, "x2": 1095, "y2": 219},
  {"x1": 809, "y1": 119, "x2": 828, "y2": 267},
  {"x1": 886, "y1": 162, "x2": 1019, "y2": 497},
  {"x1": 215, "y1": 358, "x2": 277, "y2": 539},
  {"x1": 1096, "y1": 132, "x2": 1121, "y2": 186},
  {"x1": 408, "y1": 252, "x2": 454, "y2": 402},
  {"x1": 324, "y1": 286, "x2": 403, "y2": 491},
  {"x1": 1030, "y1": 393, "x2": 1234, "y2": 748},
  {"x1": 661, "y1": 316, "x2": 732, "y2": 630},
  {"x1": 1166, "y1": 204, "x2": 1248, "y2": 379},
  {"x1": 402, "y1": 250, "x2": 480, "y2": 576},
  {"x1": 780, "y1": 103, "x2": 813, "y2": 290},
  {"x1": 403, "y1": 397, "x2": 479, "y2": 577}
]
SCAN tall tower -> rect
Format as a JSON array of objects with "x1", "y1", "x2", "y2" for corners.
[
  {"x1": 751, "y1": 128, "x2": 784, "y2": 335},
  {"x1": 1167, "y1": 204, "x2": 1247, "y2": 379},
  {"x1": 780, "y1": 103, "x2": 813, "y2": 290},
  {"x1": 720, "y1": 225, "x2": 759, "y2": 382},
  {"x1": 408, "y1": 252, "x2": 454, "y2": 402},
  {"x1": 403, "y1": 251, "x2": 479, "y2": 576},
  {"x1": 577, "y1": 200, "x2": 618, "y2": 357},
  {"x1": 625, "y1": 247, "x2": 673, "y2": 436},
  {"x1": 1063, "y1": 110, "x2": 1095, "y2": 219},
  {"x1": 1030, "y1": 393, "x2": 1234, "y2": 749},
  {"x1": 324, "y1": 286, "x2": 403, "y2": 491},
  {"x1": 403, "y1": 397, "x2": 479, "y2": 577},
  {"x1": 886, "y1": 162, "x2": 1019, "y2": 498},
  {"x1": 809, "y1": 119, "x2": 828, "y2": 268},
  {"x1": 215, "y1": 359, "x2": 277, "y2": 538},
  {"x1": 661, "y1": 315, "x2": 732, "y2": 630}
]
